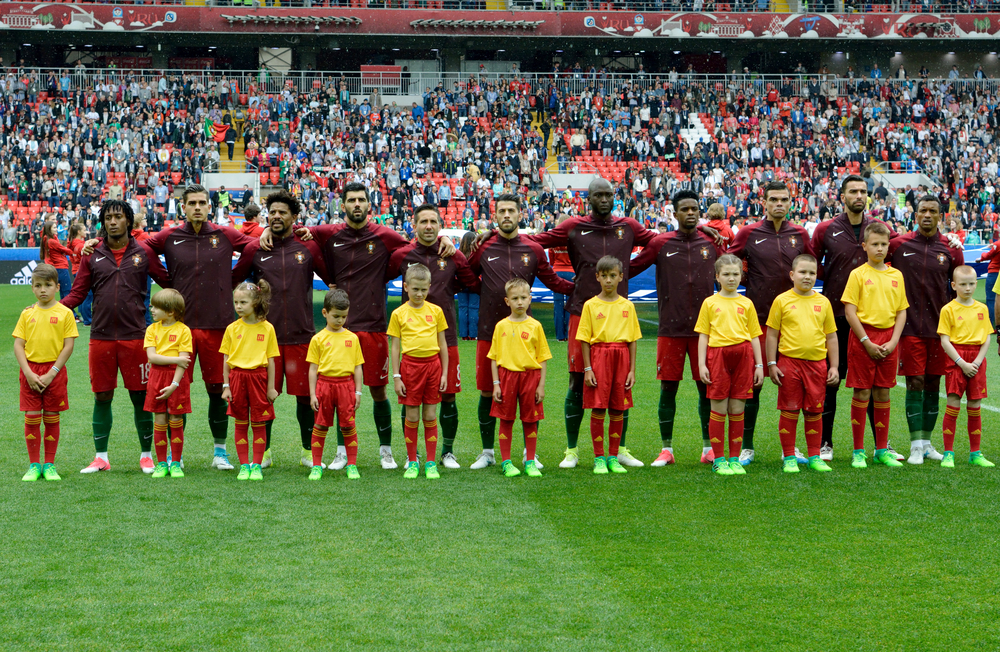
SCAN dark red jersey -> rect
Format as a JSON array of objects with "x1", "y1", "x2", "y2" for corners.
[
  {"x1": 467, "y1": 234, "x2": 574, "y2": 341},
  {"x1": 386, "y1": 241, "x2": 480, "y2": 347},
  {"x1": 231, "y1": 235, "x2": 328, "y2": 346},
  {"x1": 309, "y1": 221, "x2": 408, "y2": 333},
  {"x1": 629, "y1": 229, "x2": 723, "y2": 338},
  {"x1": 61, "y1": 238, "x2": 170, "y2": 342},
  {"x1": 888, "y1": 231, "x2": 964, "y2": 339},
  {"x1": 979, "y1": 240, "x2": 1000, "y2": 274},
  {"x1": 812, "y1": 212, "x2": 896, "y2": 317},
  {"x1": 529, "y1": 215, "x2": 655, "y2": 315},
  {"x1": 145, "y1": 222, "x2": 255, "y2": 330},
  {"x1": 728, "y1": 218, "x2": 815, "y2": 324}
]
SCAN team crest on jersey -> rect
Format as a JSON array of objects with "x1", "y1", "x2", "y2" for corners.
[
  {"x1": 521, "y1": 253, "x2": 531, "y2": 267},
  {"x1": 295, "y1": 251, "x2": 305, "y2": 264},
  {"x1": 700, "y1": 247, "x2": 709, "y2": 259},
  {"x1": 615, "y1": 226, "x2": 625, "y2": 240},
  {"x1": 437, "y1": 259, "x2": 447, "y2": 271},
  {"x1": 366, "y1": 242, "x2": 375, "y2": 255},
  {"x1": 209, "y1": 235, "x2": 220, "y2": 248},
  {"x1": 132, "y1": 254, "x2": 143, "y2": 267},
  {"x1": 788, "y1": 236, "x2": 798, "y2": 248},
  {"x1": 937, "y1": 253, "x2": 947, "y2": 265}
]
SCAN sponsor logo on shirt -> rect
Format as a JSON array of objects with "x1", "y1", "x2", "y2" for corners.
[
  {"x1": 425, "y1": 315, "x2": 433, "y2": 322},
  {"x1": 521, "y1": 331, "x2": 530, "y2": 340},
  {"x1": 813, "y1": 305, "x2": 822, "y2": 312},
  {"x1": 892, "y1": 280, "x2": 898, "y2": 288},
  {"x1": 978, "y1": 313, "x2": 985, "y2": 320},
  {"x1": 169, "y1": 334, "x2": 177, "y2": 342},
  {"x1": 596, "y1": 312, "x2": 606, "y2": 319},
  {"x1": 257, "y1": 334, "x2": 265, "y2": 341},
  {"x1": 50, "y1": 316, "x2": 59, "y2": 324},
  {"x1": 865, "y1": 279, "x2": 874, "y2": 286},
  {"x1": 345, "y1": 340, "x2": 353, "y2": 346},
  {"x1": 622, "y1": 310, "x2": 629, "y2": 318}
]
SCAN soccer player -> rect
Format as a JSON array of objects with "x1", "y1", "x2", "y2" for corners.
[
  {"x1": 765, "y1": 254, "x2": 838, "y2": 474},
  {"x1": 144, "y1": 184, "x2": 257, "y2": 470},
  {"x1": 307, "y1": 289, "x2": 365, "y2": 481},
  {"x1": 220, "y1": 281, "x2": 280, "y2": 481},
  {"x1": 387, "y1": 264, "x2": 449, "y2": 480},
  {"x1": 231, "y1": 189, "x2": 328, "y2": 470},
  {"x1": 841, "y1": 222, "x2": 908, "y2": 469},
  {"x1": 577, "y1": 256, "x2": 642, "y2": 475},
  {"x1": 628, "y1": 189, "x2": 722, "y2": 465},
  {"x1": 14, "y1": 263, "x2": 78, "y2": 482},
  {"x1": 695, "y1": 255, "x2": 764, "y2": 476},
  {"x1": 887, "y1": 195, "x2": 963, "y2": 465},
  {"x1": 728, "y1": 180, "x2": 813, "y2": 465},
  {"x1": 938, "y1": 266, "x2": 994, "y2": 468},
  {"x1": 263, "y1": 182, "x2": 454, "y2": 470},
  {"x1": 143, "y1": 289, "x2": 193, "y2": 479},
  {"x1": 529, "y1": 178, "x2": 656, "y2": 469},
  {"x1": 62, "y1": 200, "x2": 169, "y2": 474},
  {"x1": 466, "y1": 193, "x2": 573, "y2": 470},
  {"x1": 386, "y1": 204, "x2": 479, "y2": 469},
  {"x1": 488, "y1": 278, "x2": 552, "y2": 478}
]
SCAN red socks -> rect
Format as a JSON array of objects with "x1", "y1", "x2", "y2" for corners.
[
  {"x1": 423, "y1": 419, "x2": 438, "y2": 462},
  {"x1": 498, "y1": 419, "x2": 514, "y2": 462},
  {"x1": 153, "y1": 422, "x2": 169, "y2": 463},
  {"x1": 778, "y1": 410, "x2": 799, "y2": 458},
  {"x1": 168, "y1": 418, "x2": 184, "y2": 462},
  {"x1": 234, "y1": 420, "x2": 250, "y2": 465},
  {"x1": 343, "y1": 419, "x2": 358, "y2": 466},
  {"x1": 968, "y1": 407, "x2": 982, "y2": 453},
  {"x1": 524, "y1": 421, "x2": 538, "y2": 461},
  {"x1": 404, "y1": 419, "x2": 419, "y2": 462},
  {"x1": 850, "y1": 398, "x2": 868, "y2": 450},
  {"x1": 590, "y1": 410, "x2": 606, "y2": 457},
  {"x1": 24, "y1": 415, "x2": 41, "y2": 464},
  {"x1": 311, "y1": 427, "x2": 327, "y2": 466},
  {"x1": 942, "y1": 405, "x2": 959, "y2": 452},
  {"x1": 709, "y1": 410, "x2": 726, "y2": 460},
  {"x1": 608, "y1": 409, "x2": 624, "y2": 457},
  {"x1": 727, "y1": 412, "x2": 744, "y2": 459},
  {"x1": 803, "y1": 412, "x2": 822, "y2": 458},
  {"x1": 873, "y1": 401, "x2": 890, "y2": 450},
  {"x1": 42, "y1": 414, "x2": 61, "y2": 464}
]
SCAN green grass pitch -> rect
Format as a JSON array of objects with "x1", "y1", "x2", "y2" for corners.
[{"x1": 2, "y1": 284, "x2": 999, "y2": 651}]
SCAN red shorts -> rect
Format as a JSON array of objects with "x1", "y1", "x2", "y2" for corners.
[
  {"x1": 20, "y1": 360, "x2": 69, "y2": 412},
  {"x1": 314, "y1": 375, "x2": 358, "y2": 429},
  {"x1": 568, "y1": 314, "x2": 584, "y2": 373},
  {"x1": 656, "y1": 336, "x2": 700, "y2": 381},
  {"x1": 705, "y1": 341, "x2": 754, "y2": 400},
  {"x1": 476, "y1": 339, "x2": 493, "y2": 392},
  {"x1": 227, "y1": 366, "x2": 275, "y2": 422},
  {"x1": 399, "y1": 354, "x2": 442, "y2": 406},
  {"x1": 143, "y1": 364, "x2": 192, "y2": 415},
  {"x1": 357, "y1": 331, "x2": 389, "y2": 387},
  {"x1": 944, "y1": 344, "x2": 988, "y2": 400},
  {"x1": 274, "y1": 343, "x2": 310, "y2": 396},
  {"x1": 445, "y1": 345, "x2": 461, "y2": 394},
  {"x1": 89, "y1": 338, "x2": 148, "y2": 393},
  {"x1": 491, "y1": 367, "x2": 544, "y2": 422},
  {"x1": 775, "y1": 356, "x2": 827, "y2": 412},
  {"x1": 187, "y1": 328, "x2": 224, "y2": 386},
  {"x1": 898, "y1": 336, "x2": 948, "y2": 377},
  {"x1": 846, "y1": 326, "x2": 899, "y2": 389},
  {"x1": 583, "y1": 342, "x2": 634, "y2": 411}
]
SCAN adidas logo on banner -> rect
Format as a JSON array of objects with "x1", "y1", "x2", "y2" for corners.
[{"x1": 10, "y1": 260, "x2": 38, "y2": 285}]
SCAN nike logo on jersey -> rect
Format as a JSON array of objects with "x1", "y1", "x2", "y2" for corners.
[
  {"x1": 488, "y1": 256, "x2": 500, "y2": 261},
  {"x1": 832, "y1": 231, "x2": 844, "y2": 237},
  {"x1": 903, "y1": 252, "x2": 916, "y2": 256},
  {"x1": 755, "y1": 238, "x2": 766, "y2": 244},
  {"x1": 334, "y1": 243, "x2": 346, "y2": 247},
  {"x1": 666, "y1": 252, "x2": 678, "y2": 257},
  {"x1": 95, "y1": 256, "x2": 106, "y2": 262},
  {"x1": 581, "y1": 230, "x2": 593, "y2": 235},
  {"x1": 261, "y1": 256, "x2": 272, "y2": 261},
  {"x1": 173, "y1": 240, "x2": 186, "y2": 245}
]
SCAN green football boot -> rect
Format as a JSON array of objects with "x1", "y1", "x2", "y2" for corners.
[
  {"x1": 345, "y1": 464, "x2": 361, "y2": 480},
  {"x1": 22, "y1": 463, "x2": 42, "y2": 482},
  {"x1": 249, "y1": 464, "x2": 263, "y2": 481},
  {"x1": 425, "y1": 461, "x2": 440, "y2": 480},
  {"x1": 874, "y1": 449, "x2": 904, "y2": 468},
  {"x1": 808, "y1": 456, "x2": 833, "y2": 472},
  {"x1": 237, "y1": 464, "x2": 251, "y2": 481},
  {"x1": 524, "y1": 460, "x2": 542, "y2": 477},
  {"x1": 592, "y1": 456, "x2": 608, "y2": 475},
  {"x1": 169, "y1": 462, "x2": 185, "y2": 478},
  {"x1": 403, "y1": 461, "x2": 420, "y2": 479},
  {"x1": 606, "y1": 456, "x2": 627, "y2": 474},
  {"x1": 940, "y1": 451, "x2": 955, "y2": 468},
  {"x1": 851, "y1": 450, "x2": 868, "y2": 469},
  {"x1": 501, "y1": 460, "x2": 521, "y2": 477},
  {"x1": 41, "y1": 463, "x2": 61, "y2": 481},
  {"x1": 970, "y1": 452, "x2": 995, "y2": 468},
  {"x1": 308, "y1": 465, "x2": 323, "y2": 481},
  {"x1": 728, "y1": 457, "x2": 746, "y2": 475},
  {"x1": 782, "y1": 456, "x2": 800, "y2": 474},
  {"x1": 713, "y1": 459, "x2": 733, "y2": 476},
  {"x1": 151, "y1": 462, "x2": 169, "y2": 478}
]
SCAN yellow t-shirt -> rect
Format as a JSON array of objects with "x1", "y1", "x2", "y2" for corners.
[
  {"x1": 143, "y1": 320, "x2": 194, "y2": 361},
  {"x1": 765, "y1": 289, "x2": 837, "y2": 361},
  {"x1": 307, "y1": 328, "x2": 365, "y2": 377},
  {"x1": 575, "y1": 295, "x2": 642, "y2": 345},
  {"x1": 937, "y1": 299, "x2": 991, "y2": 346},
  {"x1": 488, "y1": 317, "x2": 553, "y2": 372},
  {"x1": 387, "y1": 301, "x2": 447, "y2": 358},
  {"x1": 695, "y1": 294, "x2": 763, "y2": 348},
  {"x1": 12, "y1": 303, "x2": 79, "y2": 363},
  {"x1": 840, "y1": 264, "x2": 909, "y2": 330},
  {"x1": 219, "y1": 318, "x2": 280, "y2": 370}
]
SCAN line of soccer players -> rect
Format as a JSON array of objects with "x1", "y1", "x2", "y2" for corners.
[{"x1": 13, "y1": 178, "x2": 995, "y2": 481}]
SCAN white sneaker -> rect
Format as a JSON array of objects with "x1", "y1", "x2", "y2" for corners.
[
  {"x1": 738, "y1": 449, "x2": 755, "y2": 466},
  {"x1": 923, "y1": 444, "x2": 944, "y2": 461},
  {"x1": 441, "y1": 452, "x2": 461, "y2": 469},
  {"x1": 329, "y1": 451, "x2": 348, "y2": 471},
  {"x1": 559, "y1": 448, "x2": 579, "y2": 468},
  {"x1": 522, "y1": 450, "x2": 543, "y2": 469},
  {"x1": 819, "y1": 445, "x2": 834, "y2": 462},
  {"x1": 793, "y1": 448, "x2": 809, "y2": 464},
  {"x1": 469, "y1": 451, "x2": 495, "y2": 469},
  {"x1": 616, "y1": 447, "x2": 644, "y2": 467},
  {"x1": 211, "y1": 453, "x2": 235, "y2": 470},
  {"x1": 886, "y1": 442, "x2": 905, "y2": 461},
  {"x1": 379, "y1": 448, "x2": 398, "y2": 470},
  {"x1": 907, "y1": 444, "x2": 926, "y2": 465}
]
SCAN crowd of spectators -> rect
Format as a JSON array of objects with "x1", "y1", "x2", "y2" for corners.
[{"x1": 2, "y1": 60, "x2": 999, "y2": 251}]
